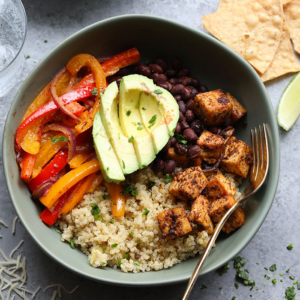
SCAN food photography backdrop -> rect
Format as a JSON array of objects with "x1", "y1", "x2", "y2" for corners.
[{"x1": 0, "y1": 0, "x2": 299, "y2": 299}]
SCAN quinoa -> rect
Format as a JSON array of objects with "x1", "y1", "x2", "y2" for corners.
[{"x1": 57, "y1": 167, "x2": 241, "y2": 273}]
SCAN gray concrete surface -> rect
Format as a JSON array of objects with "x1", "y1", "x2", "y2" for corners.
[{"x1": 0, "y1": 0, "x2": 299, "y2": 299}]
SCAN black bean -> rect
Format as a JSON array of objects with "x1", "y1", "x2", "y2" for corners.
[
  {"x1": 185, "y1": 110, "x2": 195, "y2": 122},
  {"x1": 191, "y1": 78, "x2": 200, "y2": 88},
  {"x1": 168, "y1": 78, "x2": 178, "y2": 85},
  {"x1": 161, "y1": 140, "x2": 171, "y2": 154},
  {"x1": 187, "y1": 145, "x2": 200, "y2": 158},
  {"x1": 165, "y1": 69, "x2": 176, "y2": 78},
  {"x1": 183, "y1": 128, "x2": 198, "y2": 142},
  {"x1": 210, "y1": 126, "x2": 222, "y2": 134},
  {"x1": 172, "y1": 59, "x2": 182, "y2": 71},
  {"x1": 171, "y1": 84, "x2": 184, "y2": 95},
  {"x1": 155, "y1": 58, "x2": 168, "y2": 71},
  {"x1": 182, "y1": 87, "x2": 192, "y2": 100},
  {"x1": 107, "y1": 75, "x2": 122, "y2": 85},
  {"x1": 175, "y1": 143, "x2": 188, "y2": 156},
  {"x1": 177, "y1": 77, "x2": 186, "y2": 84},
  {"x1": 178, "y1": 101, "x2": 186, "y2": 114},
  {"x1": 190, "y1": 119, "x2": 203, "y2": 135},
  {"x1": 151, "y1": 64, "x2": 164, "y2": 74},
  {"x1": 175, "y1": 123, "x2": 181, "y2": 134},
  {"x1": 186, "y1": 99, "x2": 195, "y2": 111},
  {"x1": 174, "y1": 95, "x2": 182, "y2": 102},
  {"x1": 183, "y1": 77, "x2": 193, "y2": 86},
  {"x1": 133, "y1": 65, "x2": 139, "y2": 73},
  {"x1": 164, "y1": 160, "x2": 177, "y2": 174},
  {"x1": 170, "y1": 136, "x2": 177, "y2": 146},
  {"x1": 157, "y1": 82, "x2": 169, "y2": 90},
  {"x1": 116, "y1": 67, "x2": 130, "y2": 76},
  {"x1": 181, "y1": 120, "x2": 190, "y2": 130},
  {"x1": 153, "y1": 159, "x2": 165, "y2": 172},
  {"x1": 199, "y1": 85, "x2": 209, "y2": 93},
  {"x1": 138, "y1": 64, "x2": 151, "y2": 77},
  {"x1": 176, "y1": 68, "x2": 189, "y2": 78},
  {"x1": 151, "y1": 73, "x2": 167, "y2": 84},
  {"x1": 179, "y1": 111, "x2": 184, "y2": 121},
  {"x1": 166, "y1": 82, "x2": 173, "y2": 91},
  {"x1": 186, "y1": 86, "x2": 198, "y2": 98}
]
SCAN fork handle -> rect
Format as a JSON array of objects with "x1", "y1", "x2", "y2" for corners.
[{"x1": 181, "y1": 202, "x2": 241, "y2": 300}]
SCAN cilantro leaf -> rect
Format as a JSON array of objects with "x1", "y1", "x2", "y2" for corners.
[
  {"x1": 233, "y1": 256, "x2": 246, "y2": 268},
  {"x1": 111, "y1": 243, "x2": 118, "y2": 248},
  {"x1": 91, "y1": 87, "x2": 98, "y2": 95},
  {"x1": 51, "y1": 136, "x2": 67, "y2": 144},
  {"x1": 175, "y1": 134, "x2": 188, "y2": 147},
  {"x1": 70, "y1": 237, "x2": 75, "y2": 249},
  {"x1": 218, "y1": 264, "x2": 230, "y2": 276},
  {"x1": 120, "y1": 182, "x2": 137, "y2": 197},
  {"x1": 285, "y1": 286, "x2": 296, "y2": 300},
  {"x1": 54, "y1": 226, "x2": 62, "y2": 234},
  {"x1": 164, "y1": 174, "x2": 172, "y2": 183},
  {"x1": 142, "y1": 208, "x2": 150, "y2": 216},
  {"x1": 91, "y1": 203, "x2": 101, "y2": 216},
  {"x1": 269, "y1": 264, "x2": 277, "y2": 272},
  {"x1": 126, "y1": 110, "x2": 131, "y2": 116},
  {"x1": 128, "y1": 136, "x2": 134, "y2": 143},
  {"x1": 149, "y1": 114, "x2": 157, "y2": 124},
  {"x1": 154, "y1": 89, "x2": 163, "y2": 95},
  {"x1": 147, "y1": 180, "x2": 155, "y2": 190},
  {"x1": 287, "y1": 244, "x2": 294, "y2": 250},
  {"x1": 117, "y1": 257, "x2": 122, "y2": 265},
  {"x1": 133, "y1": 260, "x2": 140, "y2": 266}
]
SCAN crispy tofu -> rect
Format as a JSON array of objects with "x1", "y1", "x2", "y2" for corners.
[
  {"x1": 222, "y1": 206, "x2": 245, "y2": 234},
  {"x1": 205, "y1": 173, "x2": 236, "y2": 201},
  {"x1": 197, "y1": 130, "x2": 225, "y2": 164},
  {"x1": 169, "y1": 167, "x2": 208, "y2": 201},
  {"x1": 157, "y1": 207, "x2": 192, "y2": 239},
  {"x1": 226, "y1": 93, "x2": 246, "y2": 124},
  {"x1": 194, "y1": 89, "x2": 233, "y2": 126},
  {"x1": 189, "y1": 195, "x2": 214, "y2": 234},
  {"x1": 221, "y1": 137, "x2": 252, "y2": 178},
  {"x1": 209, "y1": 195, "x2": 236, "y2": 223}
]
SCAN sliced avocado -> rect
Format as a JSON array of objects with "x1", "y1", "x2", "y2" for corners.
[
  {"x1": 92, "y1": 112, "x2": 125, "y2": 184},
  {"x1": 119, "y1": 75, "x2": 156, "y2": 168},
  {"x1": 100, "y1": 82, "x2": 139, "y2": 175}
]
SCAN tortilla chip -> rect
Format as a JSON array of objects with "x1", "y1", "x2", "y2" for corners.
[
  {"x1": 202, "y1": 0, "x2": 283, "y2": 74},
  {"x1": 259, "y1": 25, "x2": 300, "y2": 82},
  {"x1": 282, "y1": 0, "x2": 293, "y2": 5},
  {"x1": 284, "y1": 0, "x2": 300, "y2": 54}
]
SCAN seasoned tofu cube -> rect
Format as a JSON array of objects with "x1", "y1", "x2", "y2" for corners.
[
  {"x1": 194, "y1": 89, "x2": 233, "y2": 126},
  {"x1": 221, "y1": 137, "x2": 252, "y2": 178},
  {"x1": 157, "y1": 207, "x2": 192, "y2": 239},
  {"x1": 169, "y1": 167, "x2": 208, "y2": 201},
  {"x1": 197, "y1": 130, "x2": 225, "y2": 164},
  {"x1": 189, "y1": 195, "x2": 214, "y2": 234},
  {"x1": 226, "y1": 93, "x2": 246, "y2": 123},
  {"x1": 205, "y1": 173, "x2": 236, "y2": 201},
  {"x1": 222, "y1": 206, "x2": 245, "y2": 234},
  {"x1": 209, "y1": 195, "x2": 236, "y2": 223}
]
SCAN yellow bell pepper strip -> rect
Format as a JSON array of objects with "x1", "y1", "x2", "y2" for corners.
[
  {"x1": 105, "y1": 182, "x2": 125, "y2": 217},
  {"x1": 88, "y1": 173, "x2": 104, "y2": 193},
  {"x1": 68, "y1": 151, "x2": 91, "y2": 169},
  {"x1": 66, "y1": 54, "x2": 106, "y2": 134},
  {"x1": 40, "y1": 159, "x2": 100, "y2": 209},
  {"x1": 32, "y1": 134, "x2": 67, "y2": 178},
  {"x1": 61, "y1": 173, "x2": 103, "y2": 215}
]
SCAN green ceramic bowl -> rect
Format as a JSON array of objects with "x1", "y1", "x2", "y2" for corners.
[{"x1": 3, "y1": 15, "x2": 280, "y2": 286}]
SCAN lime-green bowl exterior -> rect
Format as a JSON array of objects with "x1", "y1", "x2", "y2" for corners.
[{"x1": 3, "y1": 14, "x2": 280, "y2": 286}]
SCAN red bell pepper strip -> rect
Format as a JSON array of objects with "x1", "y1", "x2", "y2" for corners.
[
  {"x1": 21, "y1": 152, "x2": 37, "y2": 180},
  {"x1": 15, "y1": 84, "x2": 95, "y2": 151},
  {"x1": 28, "y1": 149, "x2": 68, "y2": 191}
]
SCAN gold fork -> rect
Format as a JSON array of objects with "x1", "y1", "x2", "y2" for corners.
[{"x1": 182, "y1": 124, "x2": 269, "y2": 300}]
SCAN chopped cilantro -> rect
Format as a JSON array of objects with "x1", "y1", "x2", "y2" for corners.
[
  {"x1": 91, "y1": 87, "x2": 98, "y2": 95},
  {"x1": 51, "y1": 136, "x2": 67, "y2": 144},
  {"x1": 290, "y1": 276, "x2": 295, "y2": 280},
  {"x1": 218, "y1": 264, "x2": 230, "y2": 276},
  {"x1": 135, "y1": 102, "x2": 140, "y2": 108},
  {"x1": 101, "y1": 262, "x2": 106, "y2": 266},
  {"x1": 285, "y1": 286, "x2": 296, "y2": 300},
  {"x1": 175, "y1": 134, "x2": 188, "y2": 147},
  {"x1": 219, "y1": 287, "x2": 223, "y2": 290},
  {"x1": 200, "y1": 285, "x2": 207, "y2": 290},
  {"x1": 91, "y1": 203, "x2": 101, "y2": 216},
  {"x1": 122, "y1": 160, "x2": 125, "y2": 169},
  {"x1": 111, "y1": 243, "x2": 118, "y2": 248},
  {"x1": 147, "y1": 180, "x2": 155, "y2": 190},
  {"x1": 113, "y1": 202, "x2": 116, "y2": 205},
  {"x1": 297, "y1": 282, "x2": 300, "y2": 290},
  {"x1": 164, "y1": 174, "x2": 172, "y2": 183},
  {"x1": 109, "y1": 219, "x2": 114, "y2": 224},
  {"x1": 44, "y1": 40, "x2": 48, "y2": 43},
  {"x1": 130, "y1": 232, "x2": 134, "y2": 236},
  {"x1": 154, "y1": 89, "x2": 163, "y2": 94},
  {"x1": 102, "y1": 194, "x2": 108, "y2": 200},
  {"x1": 137, "y1": 239, "x2": 141, "y2": 245},
  {"x1": 287, "y1": 244, "x2": 294, "y2": 250},
  {"x1": 266, "y1": 276, "x2": 271, "y2": 280},
  {"x1": 126, "y1": 110, "x2": 131, "y2": 116},
  {"x1": 137, "y1": 126, "x2": 143, "y2": 130},
  {"x1": 233, "y1": 256, "x2": 246, "y2": 268},
  {"x1": 133, "y1": 260, "x2": 140, "y2": 266},
  {"x1": 294, "y1": 281, "x2": 298, "y2": 285},
  {"x1": 148, "y1": 123, "x2": 155, "y2": 129},
  {"x1": 94, "y1": 216, "x2": 103, "y2": 221},
  {"x1": 117, "y1": 257, "x2": 122, "y2": 265},
  {"x1": 287, "y1": 269, "x2": 290, "y2": 273},
  {"x1": 70, "y1": 237, "x2": 75, "y2": 249},
  {"x1": 237, "y1": 269, "x2": 249, "y2": 281},
  {"x1": 54, "y1": 226, "x2": 62, "y2": 234},
  {"x1": 232, "y1": 297, "x2": 236, "y2": 300},
  {"x1": 264, "y1": 267, "x2": 268, "y2": 271},
  {"x1": 132, "y1": 122, "x2": 137, "y2": 126},
  {"x1": 128, "y1": 136, "x2": 134, "y2": 143},
  {"x1": 234, "y1": 283, "x2": 239, "y2": 289},
  {"x1": 149, "y1": 114, "x2": 157, "y2": 124},
  {"x1": 120, "y1": 182, "x2": 137, "y2": 197},
  {"x1": 25, "y1": 55, "x2": 30, "y2": 59},
  {"x1": 142, "y1": 208, "x2": 150, "y2": 216},
  {"x1": 142, "y1": 107, "x2": 146, "y2": 110},
  {"x1": 269, "y1": 264, "x2": 277, "y2": 272},
  {"x1": 102, "y1": 248, "x2": 106, "y2": 253},
  {"x1": 272, "y1": 279, "x2": 277, "y2": 284},
  {"x1": 123, "y1": 253, "x2": 129, "y2": 259}
]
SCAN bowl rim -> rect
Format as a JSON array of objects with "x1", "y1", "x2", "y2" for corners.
[{"x1": 3, "y1": 13, "x2": 280, "y2": 286}]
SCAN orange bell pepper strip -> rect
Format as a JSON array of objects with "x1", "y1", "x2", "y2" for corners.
[
  {"x1": 61, "y1": 172, "x2": 103, "y2": 215},
  {"x1": 66, "y1": 54, "x2": 106, "y2": 134},
  {"x1": 68, "y1": 152, "x2": 91, "y2": 169},
  {"x1": 40, "y1": 159, "x2": 100, "y2": 208},
  {"x1": 88, "y1": 173, "x2": 104, "y2": 193},
  {"x1": 105, "y1": 182, "x2": 125, "y2": 217},
  {"x1": 21, "y1": 152, "x2": 37, "y2": 180}
]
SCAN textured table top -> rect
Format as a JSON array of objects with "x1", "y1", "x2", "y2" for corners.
[{"x1": 0, "y1": 0, "x2": 299, "y2": 299}]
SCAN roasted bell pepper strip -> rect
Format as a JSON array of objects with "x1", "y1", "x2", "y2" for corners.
[
  {"x1": 32, "y1": 134, "x2": 67, "y2": 178},
  {"x1": 21, "y1": 152, "x2": 37, "y2": 180},
  {"x1": 105, "y1": 182, "x2": 125, "y2": 217},
  {"x1": 15, "y1": 85, "x2": 94, "y2": 152},
  {"x1": 40, "y1": 159, "x2": 100, "y2": 208},
  {"x1": 88, "y1": 173, "x2": 104, "y2": 193},
  {"x1": 60, "y1": 172, "x2": 102, "y2": 215},
  {"x1": 28, "y1": 149, "x2": 68, "y2": 191},
  {"x1": 40, "y1": 186, "x2": 75, "y2": 225},
  {"x1": 68, "y1": 152, "x2": 91, "y2": 169},
  {"x1": 66, "y1": 54, "x2": 106, "y2": 134}
]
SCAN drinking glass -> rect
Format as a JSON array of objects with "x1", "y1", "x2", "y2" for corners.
[{"x1": 0, "y1": 0, "x2": 27, "y2": 97}]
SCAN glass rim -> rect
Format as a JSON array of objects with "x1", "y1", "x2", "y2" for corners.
[{"x1": 0, "y1": 0, "x2": 28, "y2": 73}]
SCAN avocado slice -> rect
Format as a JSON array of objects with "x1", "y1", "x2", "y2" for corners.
[
  {"x1": 92, "y1": 111, "x2": 125, "y2": 183},
  {"x1": 100, "y1": 82, "x2": 139, "y2": 175},
  {"x1": 119, "y1": 75, "x2": 156, "y2": 168}
]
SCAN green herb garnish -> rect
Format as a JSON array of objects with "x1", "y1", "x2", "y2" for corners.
[
  {"x1": 137, "y1": 239, "x2": 141, "y2": 245},
  {"x1": 142, "y1": 208, "x2": 150, "y2": 216},
  {"x1": 135, "y1": 102, "x2": 140, "y2": 108},
  {"x1": 164, "y1": 174, "x2": 172, "y2": 183},
  {"x1": 120, "y1": 182, "x2": 137, "y2": 197},
  {"x1": 54, "y1": 226, "x2": 62, "y2": 234},
  {"x1": 91, "y1": 87, "x2": 98, "y2": 96},
  {"x1": 91, "y1": 203, "x2": 101, "y2": 216},
  {"x1": 297, "y1": 282, "x2": 300, "y2": 290},
  {"x1": 126, "y1": 110, "x2": 131, "y2": 116},
  {"x1": 117, "y1": 257, "x2": 122, "y2": 265},
  {"x1": 102, "y1": 248, "x2": 106, "y2": 253},
  {"x1": 290, "y1": 276, "x2": 295, "y2": 280},
  {"x1": 237, "y1": 269, "x2": 249, "y2": 281},
  {"x1": 149, "y1": 114, "x2": 157, "y2": 124},
  {"x1": 111, "y1": 243, "x2": 118, "y2": 248},
  {"x1": 130, "y1": 232, "x2": 134, "y2": 236},
  {"x1": 280, "y1": 273, "x2": 284, "y2": 276},
  {"x1": 70, "y1": 237, "x2": 75, "y2": 249},
  {"x1": 269, "y1": 264, "x2": 277, "y2": 272},
  {"x1": 51, "y1": 136, "x2": 67, "y2": 144},
  {"x1": 109, "y1": 219, "x2": 114, "y2": 224},
  {"x1": 102, "y1": 194, "x2": 108, "y2": 200},
  {"x1": 175, "y1": 134, "x2": 188, "y2": 147},
  {"x1": 147, "y1": 180, "x2": 155, "y2": 190},
  {"x1": 233, "y1": 256, "x2": 246, "y2": 268},
  {"x1": 200, "y1": 285, "x2": 207, "y2": 290},
  {"x1": 272, "y1": 279, "x2": 277, "y2": 284},
  {"x1": 287, "y1": 244, "x2": 294, "y2": 250},
  {"x1": 128, "y1": 136, "x2": 134, "y2": 143},
  {"x1": 44, "y1": 40, "x2": 48, "y2": 43},
  {"x1": 142, "y1": 107, "x2": 146, "y2": 110},
  {"x1": 232, "y1": 297, "x2": 236, "y2": 300},
  {"x1": 148, "y1": 123, "x2": 155, "y2": 129},
  {"x1": 218, "y1": 264, "x2": 230, "y2": 276},
  {"x1": 137, "y1": 126, "x2": 143, "y2": 130},
  {"x1": 123, "y1": 253, "x2": 129, "y2": 259},
  {"x1": 122, "y1": 160, "x2": 125, "y2": 169},
  {"x1": 285, "y1": 286, "x2": 296, "y2": 300},
  {"x1": 154, "y1": 89, "x2": 163, "y2": 95},
  {"x1": 134, "y1": 260, "x2": 140, "y2": 266},
  {"x1": 234, "y1": 283, "x2": 239, "y2": 289},
  {"x1": 25, "y1": 55, "x2": 30, "y2": 59},
  {"x1": 287, "y1": 269, "x2": 290, "y2": 273}
]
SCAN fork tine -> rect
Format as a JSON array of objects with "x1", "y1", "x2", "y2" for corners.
[
  {"x1": 254, "y1": 127, "x2": 260, "y2": 179},
  {"x1": 263, "y1": 123, "x2": 269, "y2": 172},
  {"x1": 259, "y1": 125, "x2": 264, "y2": 169},
  {"x1": 251, "y1": 129, "x2": 256, "y2": 176}
]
